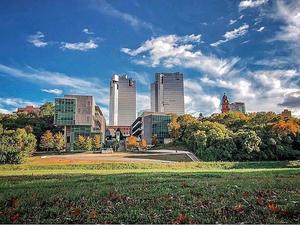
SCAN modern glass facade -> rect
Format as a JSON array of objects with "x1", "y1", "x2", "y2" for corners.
[
  {"x1": 109, "y1": 75, "x2": 136, "y2": 126},
  {"x1": 151, "y1": 72, "x2": 184, "y2": 115},
  {"x1": 69, "y1": 125, "x2": 93, "y2": 150},
  {"x1": 152, "y1": 115, "x2": 171, "y2": 142},
  {"x1": 54, "y1": 98, "x2": 76, "y2": 125},
  {"x1": 54, "y1": 95, "x2": 104, "y2": 151}
]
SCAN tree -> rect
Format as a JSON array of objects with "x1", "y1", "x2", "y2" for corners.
[
  {"x1": 40, "y1": 102, "x2": 54, "y2": 117},
  {"x1": 93, "y1": 135, "x2": 102, "y2": 150},
  {"x1": 168, "y1": 114, "x2": 180, "y2": 141},
  {"x1": 39, "y1": 130, "x2": 54, "y2": 151},
  {"x1": 127, "y1": 136, "x2": 137, "y2": 150},
  {"x1": 75, "y1": 135, "x2": 86, "y2": 150},
  {"x1": 152, "y1": 134, "x2": 158, "y2": 146},
  {"x1": 84, "y1": 137, "x2": 93, "y2": 151},
  {"x1": 233, "y1": 130, "x2": 261, "y2": 160},
  {"x1": 54, "y1": 132, "x2": 65, "y2": 152},
  {"x1": 0, "y1": 128, "x2": 36, "y2": 164},
  {"x1": 140, "y1": 139, "x2": 147, "y2": 150},
  {"x1": 273, "y1": 120, "x2": 299, "y2": 136}
]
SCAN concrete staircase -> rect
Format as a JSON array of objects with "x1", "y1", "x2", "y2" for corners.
[{"x1": 186, "y1": 152, "x2": 200, "y2": 162}]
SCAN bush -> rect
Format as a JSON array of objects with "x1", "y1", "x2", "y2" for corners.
[{"x1": 0, "y1": 128, "x2": 36, "y2": 164}]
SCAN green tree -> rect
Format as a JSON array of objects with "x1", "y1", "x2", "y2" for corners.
[
  {"x1": 40, "y1": 130, "x2": 54, "y2": 151},
  {"x1": 233, "y1": 130, "x2": 261, "y2": 160},
  {"x1": 40, "y1": 102, "x2": 54, "y2": 117},
  {"x1": 84, "y1": 137, "x2": 93, "y2": 151}
]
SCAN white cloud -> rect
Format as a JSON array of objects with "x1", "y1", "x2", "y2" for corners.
[
  {"x1": 92, "y1": 0, "x2": 154, "y2": 32},
  {"x1": 0, "y1": 97, "x2": 39, "y2": 107},
  {"x1": 200, "y1": 76, "x2": 255, "y2": 98},
  {"x1": 83, "y1": 28, "x2": 94, "y2": 34},
  {"x1": 128, "y1": 71, "x2": 150, "y2": 86},
  {"x1": 121, "y1": 34, "x2": 239, "y2": 77},
  {"x1": 27, "y1": 31, "x2": 48, "y2": 47},
  {"x1": 184, "y1": 79, "x2": 220, "y2": 115},
  {"x1": 211, "y1": 24, "x2": 249, "y2": 47},
  {"x1": 137, "y1": 93, "x2": 150, "y2": 112},
  {"x1": 257, "y1": 26, "x2": 265, "y2": 32},
  {"x1": 269, "y1": 1, "x2": 300, "y2": 67},
  {"x1": 0, "y1": 108, "x2": 10, "y2": 114},
  {"x1": 229, "y1": 19, "x2": 237, "y2": 25},
  {"x1": 272, "y1": 1, "x2": 300, "y2": 43},
  {"x1": 0, "y1": 64, "x2": 109, "y2": 107},
  {"x1": 239, "y1": 0, "x2": 269, "y2": 10},
  {"x1": 41, "y1": 89, "x2": 63, "y2": 95},
  {"x1": 60, "y1": 40, "x2": 98, "y2": 51}
]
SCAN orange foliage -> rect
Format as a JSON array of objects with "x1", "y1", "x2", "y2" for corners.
[
  {"x1": 173, "y1": 214, "x2": 191, "y2": 224},
  {"x1": 273, "y1": 120, "x2": 299, "y2": 135},
  {"x1": 139, "y1": 139, "x2": 147, "y2": 149},
  {"x1": 267, "y1": 202, "x2": 280, "y2": 213},
  {"x1": 127, "y1": 136, "x2": 137, "y2": 149}
]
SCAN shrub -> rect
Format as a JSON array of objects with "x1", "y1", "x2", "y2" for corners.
[{"x1": 0, "y1": 128, "x2": 36, "y2": 164}]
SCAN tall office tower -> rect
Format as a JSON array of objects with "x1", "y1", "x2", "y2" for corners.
[
  {"x1": 151, "y1": 72, "x2": 185, "y2": 115},
  {"x1": 229, "y1": 102, "x2": 246, "y2": 113},
  {"x1": 109, "y1": 75, "x2": 136, "y2": 126}
]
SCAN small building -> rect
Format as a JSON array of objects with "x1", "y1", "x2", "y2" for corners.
[
  {"x1": 54, "y1": 95, "x2": 105, "y2": 151},
  {"x1": 281, "y1": 109, "x2": 292, "y2": 120},
  {"x1": 17, "y1": 105, "x2": 40, "y2": 114},
  {"x1": 229, "y1": 102, "x2": 246, "y2": 113},
  {"x1": 106, "y1": 126, "x2": 131, "y2": 138},
  {"x1": 131, "y1": 112, "x2": 172, "y2": 145}
]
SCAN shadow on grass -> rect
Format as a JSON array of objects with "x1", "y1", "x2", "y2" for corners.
[
  {"x1": 126, "y1": 153, "x2": 192, "y2": 162},
  {"x1": 231, "y1": 160, "x2": 300, "y2": 169}
]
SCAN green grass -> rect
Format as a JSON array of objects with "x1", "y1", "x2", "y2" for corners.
[{"x1": 0, "y1": 160, "x2": 299, "y2": 223}]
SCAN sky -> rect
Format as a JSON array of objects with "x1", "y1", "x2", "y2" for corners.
[{"x1": 0, "y1": 0, "x2": 300, "y2": 119}]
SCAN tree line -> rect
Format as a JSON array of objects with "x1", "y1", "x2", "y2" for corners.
[{"x1": 168, "y1": 112, "x2": 300, "y2": 161}]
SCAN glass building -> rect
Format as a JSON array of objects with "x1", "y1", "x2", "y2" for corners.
[
  {"x1": 131, "y1": 112, "x2": 172, "y2": 145},
  {"x1": 151, "y1": 72, "x2": 185, "y2": 115},
  {"x1": 54, "y1": 95, "x2": 106, "y2": 151},
  {"x1": 109, "y1": 75, "x2": 136, "y2": 126}
]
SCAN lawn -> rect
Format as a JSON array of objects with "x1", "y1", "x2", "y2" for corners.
[{"x1": 0, "y1": 160, "x2": 299, "y2": 224}]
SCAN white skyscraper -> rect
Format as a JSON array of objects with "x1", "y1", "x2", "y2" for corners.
[
  {"x1": 109, "y1": 75, "x2": 136, "y2": 126},
  {"x1": 151, "y1": 72, "x2": 184, "y2": 115}
]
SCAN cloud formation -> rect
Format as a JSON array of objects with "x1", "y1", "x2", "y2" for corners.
[
  {"x1": 121, "y1": 34, "x2": 239, "y2": 77},
  {"x1": 257, "y1": 26, "x2": 265, "y2": 32},
  {"x1": 83, "y1": 28, "x2": 94, "y2": 34},
  {"x1": 239, "y1": 0, "x2": 269, "y2": 10},
  {"x1": 92, "y1": 0, "x2": 154, "y2": 32},
  {"x1": 41, "y1": 89, "x2": 63, "y2": 95},
  {"x1": 0, "y1": 64, "x2": 109, "y2": 107},
  {"x1": 60, "y1": 40, "x2": 98, "y2": 51},
  {"x1": 27, "y1": 31, "x2": 48, "y2": 47},
  {"x1": 211, "y1": 24, "x2": 249, "y2": 47}
]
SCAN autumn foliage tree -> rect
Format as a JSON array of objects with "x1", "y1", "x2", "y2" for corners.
[
  {"x1": 75, "y1": 135, "x2": 86, "y2": 150},
  {"x1": 152, "y1": 134, "x2": 158, "y2": 146},
  {"x1": 93, "y1": 134, "x2": 102, "y2": 150},
  {"x1": 273, "y1": 120, "x2": 299, "y2": 136},
  {"x1": 127, "y1": 136, "x2": 137, "y2": 150},
  {"x1": 139, "y1": 139, "x2": 147, "y2": 150},
  {"x1": 168, "y1": 114, "x2": 180, "y2": 141},
  {"x1": 39, "y1": 130, "x2": 54, "y2": 151},
  {"x1": 53, "y1": 132, "x2": 65, "y2": 152}
]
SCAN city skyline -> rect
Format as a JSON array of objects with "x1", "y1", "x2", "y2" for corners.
[{"x1": 0, "y1": 0, "x2": 300, "y2": 119}]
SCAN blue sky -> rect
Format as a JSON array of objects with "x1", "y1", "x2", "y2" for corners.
[{"x1": 0, "y1": 0, "x2": 300, "y2": 119}]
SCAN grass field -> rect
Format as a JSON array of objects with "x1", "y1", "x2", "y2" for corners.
[{"x1": 0, "y1": 159, "x2": 299, "y2": 223}]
